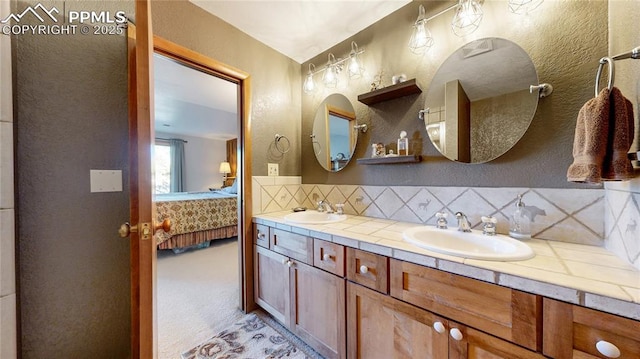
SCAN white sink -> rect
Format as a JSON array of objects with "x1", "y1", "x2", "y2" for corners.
[
  {"x1": 284, "y1": 210, "x2": 347, "y2": 224},
  {"x1": 402, "y1": 226, "x2": 534, "y2": 261}
]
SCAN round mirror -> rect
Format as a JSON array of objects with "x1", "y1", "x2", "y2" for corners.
[
  {"x1": 424, "y1": 37, "x2": 539, "y2": 163},
  {"x1": 312, "y1": 93, "x2": 357, "y2": 172}
]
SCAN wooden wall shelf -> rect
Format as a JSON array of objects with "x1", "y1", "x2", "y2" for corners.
[
  {"x1": 356, "y1": 155, "x2": 422, "y2": 165},
  {"x1": 357, "y1": 79, "x2": 422, "y2": 105}
]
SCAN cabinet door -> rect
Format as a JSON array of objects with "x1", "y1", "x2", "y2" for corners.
[
  {"x1": 448, "y1": 322, "x2": 546, "y2": 359},
  {"x1": 390, "y1": 259, "x2": 541, "y2": 351},
  {"x1": 543, "y1": 298, "x2": 640, "y2": 359},
  {"x1": 271, "y1": 228, "x2": 314, "y2": 264},
  {"x1": 253, "y1": 223, "x2": 270, "y2": 248},
  {"x1": 254, "y1": 245, "x2": 290, "y2": 325},
  {"x1": 290, "y1": 260, "x2": 346, "y2": 359},
  {"x1": 346, "y1": 247, "x2": 389, "y2": 294},
  {"x1": 347, "y1": 281, "x2": 448, "y2": 359}
]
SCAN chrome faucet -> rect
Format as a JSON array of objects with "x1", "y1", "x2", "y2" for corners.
[
  {"x1": 317, "y1": 199, "x2": 336, "y2": 213},
  {"x1": 455, "y1": 212, "x2": 472, "y2": 232}
]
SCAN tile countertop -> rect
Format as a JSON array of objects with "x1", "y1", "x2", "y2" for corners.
[{"x1": 253, "y1": 211, "x2": 640, "y2": 321}]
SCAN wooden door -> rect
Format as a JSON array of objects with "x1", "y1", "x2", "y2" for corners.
[
  {"x1": 290, "y1": 261, "x2": 346, "y2": 359},
  {"x1": 127, "y1": 1, "x2": 156, "y2": 357},
  {"x1": 448, "y1": 322, "x2": 546, "y2": 359},
  {"x1": 543, "y1": 298, "x2": 640, "y2": 359},
  {"x1": 347, "y1": 281, "x2": 448, "y2": 359},
  {"x1": 254, "y1": 245, "x2": 290, "y2": 325}
]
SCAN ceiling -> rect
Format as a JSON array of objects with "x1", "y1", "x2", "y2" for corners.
[
  {"x1": 155, "y1": 0, "x2": 412, "y2": 140},
  {"x1": 190, "y1": 0, "x2": 411, "y2": 64},
  {"x1": 154, "y1": 53, "x2": 239, "y2": 140}
]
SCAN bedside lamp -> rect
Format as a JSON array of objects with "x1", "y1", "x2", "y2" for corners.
[{"x1": 219, "y1": 161, "x2": 231, "y2": 182}]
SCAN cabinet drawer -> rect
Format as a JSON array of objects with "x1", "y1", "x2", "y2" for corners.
[
  {"x1": 313, "y1": 239, "x2": 345, "y2": 277},
  {"x1": 253, "y1": 224, "x2": 270, "y2": 248},
  {"x1": 543, "y1": 298, "x2": 640, "y2": 359},
  {"x1": 346, "y1": 248, "x2": 389, "y2": 294},
  {"x1": 270, "y1": 228, "x2": 313, "y2": 265},
  {"x1": 390, "y1": 259, "x2": 541, "y2": 351}
]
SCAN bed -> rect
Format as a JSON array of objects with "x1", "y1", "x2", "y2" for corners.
[{"x1": 154, "y1": 191, "x2": 238, "y2": 250}]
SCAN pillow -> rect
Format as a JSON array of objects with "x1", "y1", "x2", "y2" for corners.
[{"x1": 221, "y1": 179, "x2": 238, "y2": 194}]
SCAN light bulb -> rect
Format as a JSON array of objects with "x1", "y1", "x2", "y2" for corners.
[
  {"x1": 322, "y1": 54, "x2": 338, "y2": 88},
  {"x1": 348, "y1": 41, "x2": 363, "y2": 79},
  {"x1": 303, "y1": 63, "x2": 316, "y2": 94},
  {"x1": 408, "y1": 5, "x2": 434, "y2": 54},
  {"x1": 303, "y1": 74, "x2": 315, "y2": 94},
  {"x1": 452, "y1": 0, "x2": 483, "y2": 37}
]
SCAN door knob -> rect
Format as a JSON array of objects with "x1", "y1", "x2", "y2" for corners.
[
  {"x1": 154, "y1": 219, "x2": 171, "y2": 234},
  {"x1": 118, "y1": 221, "x2": 156, "y2": 239},
  {"x1": 118, "y1": 222, "x2": 138, "y2": 238}
]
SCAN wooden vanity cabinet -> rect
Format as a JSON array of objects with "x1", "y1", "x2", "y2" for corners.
[
  {"x1": 543, "y1": 298, "x2": 640, "y2": 359},
  {"x1": 347, "y1": 281, "x2": 546, "y2": 359},
  {"x1": 290, "y1": 259, "x2": 346, "y2": 359},
  {"x1": 346, "y1": 247, "x2": 389, "y2": 294},
  {"x1": 390, "y1": 259, "x2": 542, "y2": 352},
  {"x1": 347, "y1": 281, "x2": 449, "y2": 358},
  {"x1": 253, "y1": 223, "x2": 270, "y2": 248},
  {"x1": 253, "y1": 226, "x2": 346, "y2": 359},
  {"x1": 254, "y1": 244, "x2": 290, "y2": 324}
]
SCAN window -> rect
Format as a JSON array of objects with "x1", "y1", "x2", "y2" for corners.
[{"x1": 154, "y1": 143, "x2": 171, "y2": 194}]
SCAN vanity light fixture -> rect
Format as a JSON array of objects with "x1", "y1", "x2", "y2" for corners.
[
  {"x1": 302, "y1": 43, "x2": 365, "y2": 94},
  {"x1": 322, "y1": 53, "x2": 340, "y2": 88},
  {"x1": 508, "y1": 0, "x2": 544, "y2": 14},
  {"x1": 408, "y1": 5, "x2": 434, "y2": 55},
  {"x1": 408, "y1": 0, "x2": 483, "y2": 55},
  {"x1": 348, "y1": 41, "x2": 364, "y2": 79},
  {"x1": 451, "y1": 0, "x2": 483, "y2": 37},
  {"x1": 303, "y1": 63, "x2": 316, "y2": 94}
]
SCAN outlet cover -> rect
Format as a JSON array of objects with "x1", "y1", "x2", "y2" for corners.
[{"x1": 268, "y1": 163, "x2": 279, "y2": 176}]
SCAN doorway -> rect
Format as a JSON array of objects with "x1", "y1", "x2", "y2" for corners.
[{"x1": 151, "y1": 36, "x2": 252, "y2": 357}]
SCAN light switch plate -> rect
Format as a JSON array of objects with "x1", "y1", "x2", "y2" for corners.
[
  {"x1": 90, "y1": 170, "x2": 123, "y2": 193},
  {"x1": 268, "y1": 163, "x2": 279, "y2": 176}
]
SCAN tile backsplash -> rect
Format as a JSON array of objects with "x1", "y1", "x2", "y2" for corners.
[
  {"x1": 252, "y1": 176, "x2": 605, "y2": 247},
  {"x1": 605, "y1": 178, "x2": 640, "y2": 269}
]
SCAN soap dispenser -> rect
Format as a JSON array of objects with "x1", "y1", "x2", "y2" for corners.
[
  {"x1": 397, "y1": 131, "x2": 409, "y2": 156},
  {"x1": 509, "y1": 194, "x2": 531, "y2": 240}
]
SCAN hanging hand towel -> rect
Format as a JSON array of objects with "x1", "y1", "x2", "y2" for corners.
[
  {"x1": 567, "y1": 88, "x2": 611, "y2": 183},
  {"x1": 601, "y1": 87, "x2": 635, "y2": 181}
]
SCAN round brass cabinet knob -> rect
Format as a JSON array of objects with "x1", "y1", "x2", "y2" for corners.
[{"x1": 154, "y1": 219, "x2": 171, "y2": 234}]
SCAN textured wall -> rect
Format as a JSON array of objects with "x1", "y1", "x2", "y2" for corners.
[
  {"x1": 152, "y1": 0, "x2": 302, "y2": 177},
  {"x1": 604, "y1": 0, "x2": 640, "y2": 269},
  {"x1": 1, "y1": 0, "x2": 17, "y2": 355},
  {"x1": 301, "y1": 0, "x2": 608, "y2": 188},
  {"x1": 14, "y1": 1, "x2": 132, "y2": 357}
]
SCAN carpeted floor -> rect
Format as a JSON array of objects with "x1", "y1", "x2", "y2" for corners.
[
  {"x1": 157, "y1": 237, "x2": 324, "y2": 359},
  {"x1": 157, "y1": 237, "x2": 244, "y2": 359}
]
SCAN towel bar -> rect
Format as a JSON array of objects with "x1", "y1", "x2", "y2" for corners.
[{"x1": 628, "y1": 151, "x2": 639, "y2": 161}]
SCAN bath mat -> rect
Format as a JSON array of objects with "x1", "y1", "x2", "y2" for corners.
[{"x1": 181, "y1": 313, "x2": 308, "y2": 359}]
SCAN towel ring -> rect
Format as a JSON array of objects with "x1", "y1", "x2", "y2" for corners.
[
  {"x1": 274, "y1": 134, "x2": 290, "y2": 154},
  {"x1": 595, "y1": 57, "x2": 614, "y2": 97}
]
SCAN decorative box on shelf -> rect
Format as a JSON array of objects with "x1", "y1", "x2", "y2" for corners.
[
  {"x1": 357, "y1": 79, "x2": 422, "y2": 105},
  {"x1": 356, "y1": 155, "x2": 422, "y2": 165}
]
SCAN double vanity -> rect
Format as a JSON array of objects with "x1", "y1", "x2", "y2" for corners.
[{"x1": 253, "y1": 211, "x2": 640, "y2": 359}]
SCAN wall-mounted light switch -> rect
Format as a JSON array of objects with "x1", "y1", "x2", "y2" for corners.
[
  {"x1": 268, "y1": 163, "x2": 279, "y2": 176},
  {"x1": 90, "y1": 170, "x2": 123, "y2": 192}
]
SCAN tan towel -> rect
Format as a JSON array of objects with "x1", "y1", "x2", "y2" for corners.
[
  {"x1": 567, "y1": 87, "x2": 635, "y2": 183},
  {"x1": 602, "y1": 87, "x2": 635, "y2": 181},
  {"x1": 567, "y1": 88, "x2": 610, "y2": 183}
]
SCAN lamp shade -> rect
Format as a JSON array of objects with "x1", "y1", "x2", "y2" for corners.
[{"x1": 219, "y1": 161, "x2": 231, "y2": 174}]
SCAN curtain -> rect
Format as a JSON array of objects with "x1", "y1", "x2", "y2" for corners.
[{"x1": 170, "y1": 139, "x2": 185, "y2": 192}]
